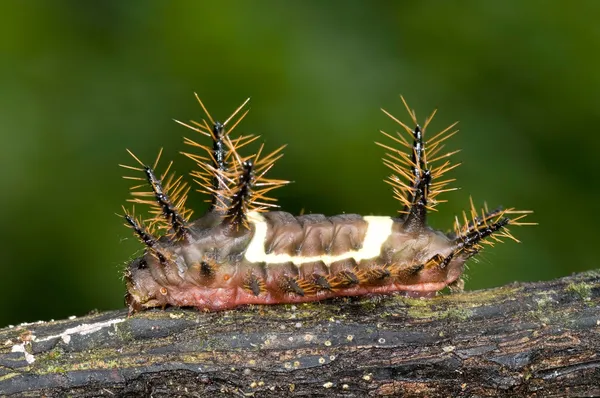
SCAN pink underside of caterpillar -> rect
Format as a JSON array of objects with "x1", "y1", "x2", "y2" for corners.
[
  {"x1": 167, "y1": 282, "x2": 447, "y2": 311},
  {"x1": 127, "y1": 273, "x2": 457, "y2": 312}
]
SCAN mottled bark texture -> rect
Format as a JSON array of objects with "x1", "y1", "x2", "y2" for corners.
[{"x1": 1, "y1": 270, "x2": 599, "y2": 397}]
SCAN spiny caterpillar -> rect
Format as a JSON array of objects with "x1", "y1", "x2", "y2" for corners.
[{"x1": 120, "y1": 95, "x2": 534, "y2": 314}]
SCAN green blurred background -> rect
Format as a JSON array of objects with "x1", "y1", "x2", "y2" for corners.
[{"x1": 1, "y1": 1, "x2": 598, "y2": 327}]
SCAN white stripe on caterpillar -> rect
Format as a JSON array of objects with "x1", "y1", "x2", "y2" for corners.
[{"x1": 244, "y1": 211, "x2": 394, "y2": 266}]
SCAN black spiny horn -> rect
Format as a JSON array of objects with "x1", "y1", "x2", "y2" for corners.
[
  {"x1": 121, "y1": 206, "x2": 158, "y2": 249},
  {"x1": 120, "y1": 206, "x2": 169, "y2": 265},
  {"x1": 451, "y1": 197, "x2": 536, "y2": 258},
  {"x1": 378, "y1": 96, "x2": 460, "y2": 231},
  {"x1": 120, "y1": 149, "x2": 192, "y2": 241},
  {"x1": 176, "y1": 96, "x2": 255, "y2": 212},
  {"x1": 143, "y1": 165, "x2": 188, "y2": 239},
  {"x1": 223, "y1": 159, "x2": 255, "y2": 231},
  {"x1": 220, "y1": 132, "x2": 289, "y2": 232}
]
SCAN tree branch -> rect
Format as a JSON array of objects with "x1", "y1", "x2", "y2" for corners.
[{"x1": 1, "y1": 271, "x2": 599, "y2": 397}]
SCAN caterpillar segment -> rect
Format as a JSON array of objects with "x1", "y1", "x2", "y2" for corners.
[{"x1": 121, "y1": 95, "x2": 534, "y2": 314}]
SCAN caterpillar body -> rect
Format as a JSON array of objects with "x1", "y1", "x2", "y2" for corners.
[{"x1": 121, "y1": 95, "x2": 533, "y2": 314}]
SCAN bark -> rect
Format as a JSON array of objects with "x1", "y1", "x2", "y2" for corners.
[{"x1": 1, "y1": 270, "x2": 599, "y2": 398}]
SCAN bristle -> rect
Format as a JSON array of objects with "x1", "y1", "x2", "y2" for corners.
[{"x1": 379, "y1": 96, "x2": 460, "y2": 228}]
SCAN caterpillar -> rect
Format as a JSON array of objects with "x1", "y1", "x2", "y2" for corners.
[{"x1": 120, "y1": 95, "x2": 534, "y2": 314}]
